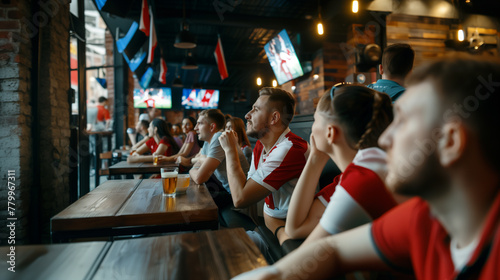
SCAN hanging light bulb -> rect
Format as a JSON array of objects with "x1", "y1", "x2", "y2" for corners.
[
  {"x1": 317, "y1": 22, "x2": 324, "y2": 35},
  {"x1": 317, "y1": 1, "x2": 324, "y2": 36},
  {"x1": 352, "y1": 0, "x2": 359, "y2": 13},
  {"x1": 256, "y1": 77, "x2": 262, "y2": 86},
  {"x1": 457, "y1": 29, "x2": 465, "y2": 42},
  {"x1": 272, "y1": 79, "x2": 277, "y2": 87}
]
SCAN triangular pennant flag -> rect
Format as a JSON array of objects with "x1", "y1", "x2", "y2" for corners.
[
  {"x1": 139, "y1": 0, "x2": 150, "y2": 36},
  {"x1": 147, "y1": 6, "x2": 157, "y2": 64},
  {"x1": 95, "y1": 77, "x2": 107, "y2": 89},
  {"x1": 116, "y1": 21, "x2": 146, "y2": 59},
  {"x1": 214, "y1": 36, "x2": 228, "y2": 80},
  {"x1": 95, "y1": 0, "x2": 132, "y2": 17},
  {"x1": 159, "y1": 57, "x2": 167, "y2": 84},
  {"x1": 139, "y1": 67, "x2": 154, "y2": 89}
]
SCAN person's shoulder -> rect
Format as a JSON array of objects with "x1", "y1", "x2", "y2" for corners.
[
  {"x1": 159, "y1": 136, "x2": 171, "y2": 146},
  {"x1": 383, "y1": 80, "x2": 405, "y2": 91},
  {"x1": 285, "y1": 131, "x2": 307, "y2": 142},
  {"x1": 341, "y1": 163, "x2": 385, "y2": 189},
  {"x1": 282, "y1": 131, "x2": 308, "y2": 150},
  {"x1": 145, "y1": 137, "x2": 154, "y2": 145},
  {"x1": 213, "y1": 131, "x2": 223, "y2": 139},
  {"x1": 352, "y1": 147, "x2": 387, "y2": 173},
  {"x1": 211, "y1": 131, "x2": 224, "y2": 145}
]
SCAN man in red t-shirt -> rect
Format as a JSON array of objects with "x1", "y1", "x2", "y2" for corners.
[
  {"x1": 233, "y1": 56, "x2": 500, "y2": 280},
  {"x1": 96, "y1": 96, "x2": 111, "y2": 130}
]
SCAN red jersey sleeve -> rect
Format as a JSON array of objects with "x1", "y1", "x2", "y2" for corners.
[
  {"x1": 341, "y1": 163, "x2": 397, "y2": 219},
  {"x1": 315, "y1": 173, "x2": 341, "y2": 204},
  {"x1": 371, "y1": 198, "x2": 421, "y2": 273}
]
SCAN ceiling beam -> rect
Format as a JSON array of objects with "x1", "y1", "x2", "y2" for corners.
[
  {"x1": 154, "y1": 11, "x2": 312, "y2": 32},
  {"x1": 164, "y1": 61, "x2": 271, "y2": 69}
]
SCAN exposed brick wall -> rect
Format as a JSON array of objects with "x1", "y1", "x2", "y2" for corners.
[
  {"x1": 0, "y1": 0, "x2": 34, "y2": 246},
  {"x1": 37, "y1": 0, "x2": 70, "y2": 243},
  {"x1": 0, "y1": 0, "x2": 70, "y2": 245}
]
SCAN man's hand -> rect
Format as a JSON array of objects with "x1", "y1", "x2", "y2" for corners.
[
  {"x1": 157, "y1": 155, "x2": 168, "y2": 162},
  {"x1": 219, "y1": 130, "x2": 239, "y2": 152},
  {"x1": 177, "y1": 156, "x2": 192, "y2": 167},
  {"x1": 158, "y1": 155, "x2": 177, "y2": 163}
]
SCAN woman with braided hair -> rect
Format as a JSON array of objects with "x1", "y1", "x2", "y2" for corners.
[{"x1": 285, "y1": 84, "x2": 401, "y2": 248}]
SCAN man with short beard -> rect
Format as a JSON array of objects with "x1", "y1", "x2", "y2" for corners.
[
  {"x1": 219, "y1": 87, "x2": 309, "y2": 263},
  {"x1": 232, "y1": 55, "x2": 500, "y2": 280}
]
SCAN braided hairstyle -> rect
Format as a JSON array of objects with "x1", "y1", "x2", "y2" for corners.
[{"x1": 316, "y1": 84, "x2": 393, "y2": 150}]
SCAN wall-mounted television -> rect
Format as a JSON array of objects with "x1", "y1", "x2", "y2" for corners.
[
  {"x1": 133, "y1": 87, "x2": 172, "y2": 109},
  {"x1": 264, "y1": 29, "x2": 304, "y2": 85},
  {"x1": 182, "y1": 89, "x2": 219, "y2": 109}
]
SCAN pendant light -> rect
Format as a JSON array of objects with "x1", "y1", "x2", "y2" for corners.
[
  {"x1": 174, "y1": 0, "x2": 196, "y2": 49},
  {"x1": 181, "y1": 52, "x2": 198, "y2": 70}
]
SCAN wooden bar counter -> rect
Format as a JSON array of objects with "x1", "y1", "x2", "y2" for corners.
[
  {"x1": 92, "y1": 228, "x2": 267, "y2": 280},
  {"x1": 0, "y1": 242, "x2": 110, "y2": 280},
  {"x1": 1, "y1": 229, "x2": 266, "y2": 280}
]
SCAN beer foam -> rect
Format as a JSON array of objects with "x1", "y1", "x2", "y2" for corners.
[{"x1": 161, "y1": 171, "x2": 178, "y2": 178}]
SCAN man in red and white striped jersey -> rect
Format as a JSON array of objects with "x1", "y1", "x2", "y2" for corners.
[{"x1": 220, "y1": 87, "x2": 309, "y2": 262}]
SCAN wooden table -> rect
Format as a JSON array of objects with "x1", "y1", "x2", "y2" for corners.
[
  {"x1": 51, "y1": 179, "x2": 218, "y2": 242},
  {"x1": 2, "y1": 229, "x2": 266, "y2": 280},
  {"x1": 92, "y1": 228, "x2": 267, "y2": 280},
  {"x1": 0, "y1": 241, "x2": 110, "y2": 280},
  {"x1": 108, "y1": 161, "x2": 178, "y2": 176}
]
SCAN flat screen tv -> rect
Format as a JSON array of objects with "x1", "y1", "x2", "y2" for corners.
[
  {"x1": 264, "y1": 29, "x2": 304, "y2": 85},
  {"x1": 133, "y1": 87, "x2": 172, "y2": 109},
  {"x1": 181, "y1": 89, "x2": 219, "y2": 109}
]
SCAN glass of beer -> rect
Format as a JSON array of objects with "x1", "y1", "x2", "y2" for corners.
[
  {"x1": 176, "y1": 174, "x2": 191, "y2": 193},
  {"x1": 153, "y1": 155, "x2": 159, "y2": 166},
  {"x1": 161, "y1": 168, "x2": 178, "y2": 196}
]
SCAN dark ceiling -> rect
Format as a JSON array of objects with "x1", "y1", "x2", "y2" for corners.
[
  {"x1": 94, "y1": 0, "x2": 364, "y2": 91},
  {"x1": 93, "y1": 0, "x2": 500, "y2": 92}
]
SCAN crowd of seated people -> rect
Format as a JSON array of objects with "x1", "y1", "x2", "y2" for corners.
[
  {"x1": 118, "y1": 51, "x2": 499, "y2": 280},
  {"x1": 231, "y1": 54, "x2": 500, "y2": 280}
]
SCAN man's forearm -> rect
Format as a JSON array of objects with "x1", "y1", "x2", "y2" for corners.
[
  {"x1": 273, "y1": 236, "x2": 339, "y2": 279},
  {"x1": 189, "y1": 167, "x2": 202, "y2": 184},
  {"x1": 225, "y1": 147, "x2": 248, "y2": 205}
]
